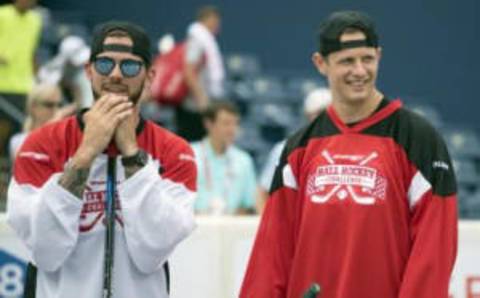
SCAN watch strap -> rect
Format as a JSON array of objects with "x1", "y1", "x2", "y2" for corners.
[{"x1": 121, "y1": 149, "x2": 148, "y2": 167}]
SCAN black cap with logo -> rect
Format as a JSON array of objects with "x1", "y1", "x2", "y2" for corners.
[
  {"x1": 317, "y1": 10, "x2": 379, "y2": 57},
  {"x1": 89, "y1": 21, "x2": 152, "y2": 66}
]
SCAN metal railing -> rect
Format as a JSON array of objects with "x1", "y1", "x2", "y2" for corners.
[
  {"x1": 0, "y1": 95, "x2": 25, "y2": 126},
  {"x1": 0, "y1": 157, "x2": 11, "y2": 212}
]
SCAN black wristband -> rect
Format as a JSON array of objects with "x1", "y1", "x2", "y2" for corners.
[{"x1": 121, "y1": 149, "x2": 148, "y2": 167}]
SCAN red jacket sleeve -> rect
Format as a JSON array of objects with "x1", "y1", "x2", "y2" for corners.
[
  {"x1": 398, "y1": 191, "x2": 457, "y2": 298},
  {"x1": 160, "y1": 138, "x2": 197, "y2": 192},
  {"x1": 399, "y1": 121, "x2": 458, "y2": 298}
]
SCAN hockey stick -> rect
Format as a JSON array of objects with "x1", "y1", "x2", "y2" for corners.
[{"x1": 103, "y1": 156, "x2": 117, "y2": 298}]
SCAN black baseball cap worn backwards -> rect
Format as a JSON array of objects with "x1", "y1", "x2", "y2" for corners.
[
  {"x1": 318, "y1": 10, "x2": 379, "y2": 57},
  {"x1": 89, "y1": 21, "x2": 152, "y2": 66}
]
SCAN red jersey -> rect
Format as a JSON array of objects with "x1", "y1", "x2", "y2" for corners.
[{"x1": 240, "y1": 99, "x2": 458, "y2": 298}]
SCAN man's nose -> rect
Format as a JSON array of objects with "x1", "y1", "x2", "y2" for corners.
[
  {"x1": 109, "y1": 63, "x2": 123, "y2": 79},
  {"x1": 351, "y1": 60, "x2": 368, "y2": 77}
]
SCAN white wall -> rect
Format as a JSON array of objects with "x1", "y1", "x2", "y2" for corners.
[{"x1": 0, "y1": 215, "x2": 479, "y2": 298}]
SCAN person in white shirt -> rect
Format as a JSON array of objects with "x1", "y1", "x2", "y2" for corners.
[{"x1": 177, "y1": 5, "x2": 225, "y2": 141}]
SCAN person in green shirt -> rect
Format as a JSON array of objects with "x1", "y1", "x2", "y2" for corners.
[{"x1": 0, "y1": 0, "x2": 42, "y2": 157}]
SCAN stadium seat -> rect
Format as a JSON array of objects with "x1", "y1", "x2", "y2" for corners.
[
  {"x1": 408, "y1": 103, "x2": 443, "y2": 128},
  {"x1": 443, "y1": 127, "x2": 480, "y2": 158},
  {"x1": 457, "y1": 186, "x2": 473, "y2": 218},
  {"x1": 140, "y1": 102, "x2": 175, "y2": 131},
  {"x1": 249, "y1": 75, "x2": 286, "y2": 101},
  {"x1": 236, "y1": 123, "x2": 271, "y2": 168},
  {"x1": 452, "y1": 158, "x2": 479, "y2": 187},
  {"x1": 285, "y1": 76, "x2": 327, "y2": 98},
  {"x1": 463, "y1": 190, "x2": 480, "y2": 219},
  {"x1": 225, "y1": 53, "x2": 261, "y2": 81}
]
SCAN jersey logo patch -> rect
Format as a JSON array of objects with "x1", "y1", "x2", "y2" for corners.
[
  {"x1": 433, "y1": 160, "x2": 450, "y2": 171},
  {"x1": 79, "y1": 182, "x2": 123, "y2": 232},
  {"x1": 307, "y1": 150, "x2": 388, "y2": 205}
]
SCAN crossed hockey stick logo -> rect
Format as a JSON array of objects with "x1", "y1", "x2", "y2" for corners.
[
  {"x1": 309, "y1": 150, "x2": 385, "y2": 205},
  {"x1": 80, "y1": 184, "x2": 123, "y2": 232}
]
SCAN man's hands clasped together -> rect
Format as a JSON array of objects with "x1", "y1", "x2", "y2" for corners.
[{"x1": 72, "y1": 94, "x2": 139, "y2": 169}]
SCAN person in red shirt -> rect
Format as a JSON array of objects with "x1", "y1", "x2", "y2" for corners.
[{"x1": 240, "y1": 10, "x2": 457, "y2": 298}]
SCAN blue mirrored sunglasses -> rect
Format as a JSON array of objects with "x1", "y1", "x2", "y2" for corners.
[{"x1": 93, "y1": 57, "x2": 144, "y2": 78}]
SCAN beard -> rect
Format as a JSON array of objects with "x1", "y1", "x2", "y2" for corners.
[{"x1": 92, "y1": 80, "x2": 145, "y2": 105}]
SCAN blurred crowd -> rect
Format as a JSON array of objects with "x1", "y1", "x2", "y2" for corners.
[
  {"x1": 0, "y1": 1, "x2": 331, "y2": 215},
  {"x1": 2, "y1": 1, "x2": 478, "y2": 218}
]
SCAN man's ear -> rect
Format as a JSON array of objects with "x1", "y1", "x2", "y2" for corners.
[
  {"x1": 376, "y1": 47, "x2": 383, "y2": 62},
  {"x1": 312, "y1": 52, "x2": 328, "y2": 76},
  {"x1": 146, "y1": 66, "x2": 155, "y2": 84},
  {"x1": 142, "y1": 67, "x2": 155, "y2": 98},
  {"x1": 203, "y1": 118, "x2": 212, "y2": 132},
  {"x1": 137, "y1": 68, "x2": 156, "y2": 104},
  {"x1": 84, "y1": 62, "x2": 93, "y2": 80}
]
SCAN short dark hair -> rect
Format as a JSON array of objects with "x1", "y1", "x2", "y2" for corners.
[
  {"x1": 203, "y1": 101, "x2": 239, "y2": 122},
  {"x1": 196, "y1": 5, "x2": 220, "y2": 21}
]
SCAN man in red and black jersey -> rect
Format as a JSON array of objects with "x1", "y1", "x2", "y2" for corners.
[{"x1": 240, "y1": 10, "x2": 457, "y2": 298}]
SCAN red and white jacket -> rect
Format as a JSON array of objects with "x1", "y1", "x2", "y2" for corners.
[{"x1": 7, "y1": 113, "x2": 197, "y2": 298}]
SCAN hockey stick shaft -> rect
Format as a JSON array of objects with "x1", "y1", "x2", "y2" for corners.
[{"x1": 103, "y1": 157, "x2": 116, "y2": 298}]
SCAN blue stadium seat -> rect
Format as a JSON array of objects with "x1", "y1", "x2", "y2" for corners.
[
  {"x1": 285, "y1": 77, "x2": 327, "y2": 98},
  {"x1": 457, "y1": 186, "x2": 473, "y2": 218},
  {"x1": 443, "y1": 127, "x2": 480, "y2": 158},
  {"x1": 236, "y1": 123, "x2": 270, "y2": 169},
  {"x1": 408, "y1": 103, "x2": 443, "y2": 128},
  {"x1": 452, "y1": 158, "x2": 479, "y2": 187},
  {"x1": 249, "y1": 75, "x2": 286, "y2": 101},
  {"x1": 227, "y1": 75, "x2": 287, "y2": 102},
  {"x1": 140, "y1": 102, "x2": 175, "y2": 131},
  {"x1": 225, "y1": 53, "x2": 261, "y2": 81},
  {"x1": 227, "y1": 79, "x2": 254, "y2": 101},
  {"x1": 462, "y1": 190, "x2": 480, "y2": 219},
  {"x1": 259, "y1": 124, "x2": 286, "y2": 144}
]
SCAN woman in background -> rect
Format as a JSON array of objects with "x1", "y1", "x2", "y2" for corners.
[{"x1": 9, "y1": 83, "x2": 62, "y2": 160}]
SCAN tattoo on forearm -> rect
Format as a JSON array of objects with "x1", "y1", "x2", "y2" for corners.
[
  {"x1": 124, "y1": 164, "x2": 143, "y2": 180},
  {"x1": 59, "y1": 163, "x2": 90, "y2": 199}
]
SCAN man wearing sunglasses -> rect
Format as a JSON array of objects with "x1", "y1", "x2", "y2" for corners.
[{"x1": 7, "y1": 21, "x2": 197, "y2": 298}]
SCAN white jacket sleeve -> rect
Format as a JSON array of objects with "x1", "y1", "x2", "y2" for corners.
[
  {"x1": 118, "y1": 160, "x2": 196, "y2": 274},
  {"x1": 7, "y1": 173, "x2": 84, "y2": 272}
]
